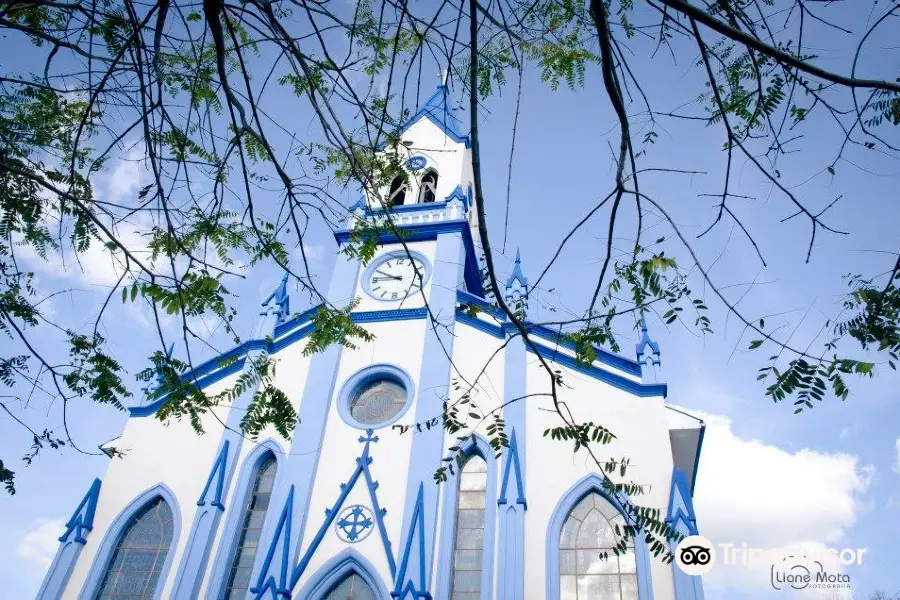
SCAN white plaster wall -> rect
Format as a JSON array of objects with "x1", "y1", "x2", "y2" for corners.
[
  {"x1": 293, "y1": 319, "x2": 427, "y2": 593},
  {"x1": 523, "y1": 355, "x2": 677, "y2": 600},
  {"x1": 63, "y1": 373, "x2": 239, "y2": 599},
  {"x1": 351, "y1": 240, "x2": 438, "y2": 313}
]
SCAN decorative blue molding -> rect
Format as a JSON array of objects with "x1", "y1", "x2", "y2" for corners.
[
  {"x1": 336, "y1": 364, "x2": 416, "y2": 431},
  {"x1": 521, "y1": 323, "x2": 643, "y2": 378},
  {"x1": 78, "y1": 483, "x2": 182, "y2": 600},
  {"x1": 60, "y1": 478, "x2": 102, "y2": 544},
  {"x1": 456, "y1": 310, "x2": 504, "y2": 339},
  {"x1": 335, "y1": 505, "x2": 374, "y2": 542},
  {"x1": 497, "y1": 430, "x2": 526, "y2": 507},
  {"x1": 395, "y1": 228, "x2": 465, "y2": 599},
  {"x1": 505, "y1": 249, "x2": 528, "y2": 291},
  {"x1": 204, "y1": 440, "x2": 285, "y2": 600},
  {"x1": 435, "y1": 435, "x2": 498, "y2": 600},
  {"x1": 196, "y1": 440, "x2": 229, "y2": 510},
  {"x1": 129, "y1": 356, "x2": 247, "y2": 417},
  {"x1": 288, "y1": 430, "x2": 397, "y2": 593},
  {"x1": 443, "y1": 184, "x2": 471, "y2": 211},
  {"x1": 261, "y1": 273, "x2": 291, "y2": 327},
  {"x1": 456, "y1": 289, "x2": 505, "y2": 320},
  {"x1": 545, "y1": 474, "x2": 654, "y2": 600},
  {"x1": 636, "y1": 318, "x2": 661, "y2": 367},
  {"x1": 249, "y1": 252, "x2": 360, "y2": 598},
  {"x1": 666, "y1": 470, "x2": 697, "y2": 536},
  {"x1": 496, "y1": 333, "x2": 526, "y2": 600},
  {"x1": 407, "y1": 155, "x2": 428, "y2": 171},
  {"x1": 353, "y1": 307, "x2": 429, "y2": 323},
  {"x1": 393, "y1": 484, "x2": 431, "y2": 599},
  {"x1": 295, "y1": 548, "x2": 392, "y2": 600},
  {"x1": 526, "y1": 342, "x2": 667, "y2": 397},
  {"x1": 252, "y1": 485, "x2": 296, "y2": 599},
  {"x1": 667, "y1": 470, "x2": 705, "y2": 600},
  {"x1": 361, "y1": 249, "x2": 433, "y2": 302},
  {"x1": 37, "y1": 478, "x2": 103, "y2": 599}
]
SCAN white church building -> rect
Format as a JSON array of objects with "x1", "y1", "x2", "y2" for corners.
[{"x1": 37, "y1": 86, "x2": 706, "y2": 600}]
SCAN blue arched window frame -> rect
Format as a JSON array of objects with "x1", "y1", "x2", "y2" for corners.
[
  {"x1": 296, "y1": 548, "x2": 391, "y2": 599},
  {"x1": 206, "y1": 439, "x2": 285, "y2": 599},
  {"x1": 78, "y1": 483, "x2": 181, "y2": 600},
  {"x1": 434, "y1": 434, "x2": 498, "y2": 600},
  {"x1": 545, "y1": 474, "x2": 654, "y2": 600}
]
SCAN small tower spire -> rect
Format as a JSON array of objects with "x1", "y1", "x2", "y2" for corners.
[
  {"x1": 504, "y1": 249, "x2": 529, "y2": 317},
  {"x1": 260, "y1": 273, "x2": 291, "y2": 329},
  {"x1": 635, "y1": 317, "x2": 661, "y2": 381}
]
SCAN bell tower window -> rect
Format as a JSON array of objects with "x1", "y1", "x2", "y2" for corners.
[
  {"x1": 388, "y1": 175, "x2": 407, "y2": 206},
  {"x1": 420, "y1": 170, "x2": 438, "y2": 203}
]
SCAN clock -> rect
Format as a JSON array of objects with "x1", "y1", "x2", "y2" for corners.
[{"x1": 363, "y1": 252, "x2": 430, "y2": 301}]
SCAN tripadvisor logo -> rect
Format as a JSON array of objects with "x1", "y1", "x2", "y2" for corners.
[
  {"x1": 674, "y1": 535, "x2": 716, "y2": 576},
  {"x1": 771, "y1": 559, "x2": 851, "y2": 591}
]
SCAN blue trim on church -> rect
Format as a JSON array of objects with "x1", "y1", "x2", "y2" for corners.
[
  {"x1": 204, "y1": 439, "x2": 285, "y2": 599},
  {"x1": 376, "y1": 84, "x2": 471, "y2": 150},
  {"x1": 667, "y1": 469, "x2": 705, "y2": 600},
  {"x1": 526, "y1": 342, "x2": 668, "y2": 397},
  {"x1": 435, "y1": 435, "x2": 498, "y2": 600},
  {"x1": 295, "y1": 548, "x2": 392, "y2": 599},
  {"x1": 37, "y1": 478, "x2": 102, "y2": 599}
]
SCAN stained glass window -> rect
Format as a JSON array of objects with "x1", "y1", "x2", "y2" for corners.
[
  {"x1": 224, "y1": 454, "x2": 278, "y2": 599},
  {"x1": 450, "y1": 454, "x2": 487, "y2": 600},
  {"x1": 559, "y1": 492, "x2": 638, "y2": 600},
  {"x1": 321, "y1": 572, "x2": 377, "y2": 600},
  {"x1": 349, "y1": 378, "x2": 407, "y2": 426},
  {"x1": 95, "y1": 497, "x2": 174, "y2": 599}
]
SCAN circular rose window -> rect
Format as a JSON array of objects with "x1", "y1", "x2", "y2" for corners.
[{"x1": 349, "y1": 377, "x2": 408, "y2": 426}]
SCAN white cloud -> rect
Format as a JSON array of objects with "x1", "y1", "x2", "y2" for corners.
[
  {"x1": 16, "y1": 518, "x2": 65, "y2": 570},
  {"x1": 893, "y1": 437, "x2": 900, "y2": 475},
  {"x1": 683, "y1": 408, "x2": 872, "y2": 597}
]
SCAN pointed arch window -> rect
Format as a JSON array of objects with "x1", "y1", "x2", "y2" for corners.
[
  {"x1": 224, "y1": 454, "x2": 278, "y2": 599},
  {"x1": 450, "y1": 454, "x2": 488, "y2": 599},
  {"x1": 388, "y1": 175, "x2": 407, "y2": 206},
  {"x1": 559, "y1": 492, "x2": 638, "y2": 600},
  {"x1": 321, "y1": 572, "x2": 377, "y2": 600},
  {"x1": 95, "y1": 497, "x2": 174, "y2": 599},
  {"x1": 419, "y1": 170, "x2": 438, "y2": 203}
]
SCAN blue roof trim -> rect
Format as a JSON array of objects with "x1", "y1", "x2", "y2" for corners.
[
  {"x1": 443, "y1": 185, "x2": 471, "y2": 211},
  {"x1": 364, "y1": 200, "x2": 450, "y2": 216},
  {"x1": 456, "y1": 310, "x2": 504, "y2": 339},
  {"x1": 456, "y1": 290, "x2": 506, "y2": 320},
  {"x1": 526, "y1": 342, "x2": 667, "y2": 398},
  {"x1": 382, "y1": 85, "x2": 470, "y2": 149},
  {"x1": 333, "y1": 219, "x2": 484, "y2": 296},
  {"x1": 129, "y1": 307, "x2": 432, "y2": 418},
  {"x1": 521, "y1": 324, "x2": 643, "y2": 378}
]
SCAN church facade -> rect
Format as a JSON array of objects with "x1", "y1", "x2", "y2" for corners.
[{"x1": 37, "y1": 86, "x2": 706, "y2": 600}]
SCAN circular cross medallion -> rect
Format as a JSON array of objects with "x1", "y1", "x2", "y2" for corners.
[{"x1": 335, "y1": 505, "x2": 375, "y2": 543}]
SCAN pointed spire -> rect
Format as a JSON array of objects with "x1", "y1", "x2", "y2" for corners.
[
  {"x1": 635, "y1": 317, "x2": 661, "y2": 367},
  {"x1": 505, "y1": 249, "x2": 528, "y2": 290}
]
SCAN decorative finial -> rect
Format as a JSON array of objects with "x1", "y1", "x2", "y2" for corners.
[
  {"x1": 635, "y1": 317, "x2": 661, "y2": 367},
  {"x1": 261, "y1": 273, "x2": 290, "y2": 327},
  {"x1": 504, "y1": 249, "x2": 529, "y2": 317}
]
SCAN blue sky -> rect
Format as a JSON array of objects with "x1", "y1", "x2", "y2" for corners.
[{"x1": 2, "y1": 2, "x2": 899, "y2": 598}]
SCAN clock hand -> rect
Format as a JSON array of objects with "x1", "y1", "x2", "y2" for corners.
[
  {"x1": 375, "y1": 269, "x2": 401, "y2": 278},
  {"x1": 372, "y1": 276, "x2": 403, "y2": 282}
]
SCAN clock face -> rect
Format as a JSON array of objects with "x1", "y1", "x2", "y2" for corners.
[{"x1": 366, "y1": 255, "x2": 428, "y2": 300}]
